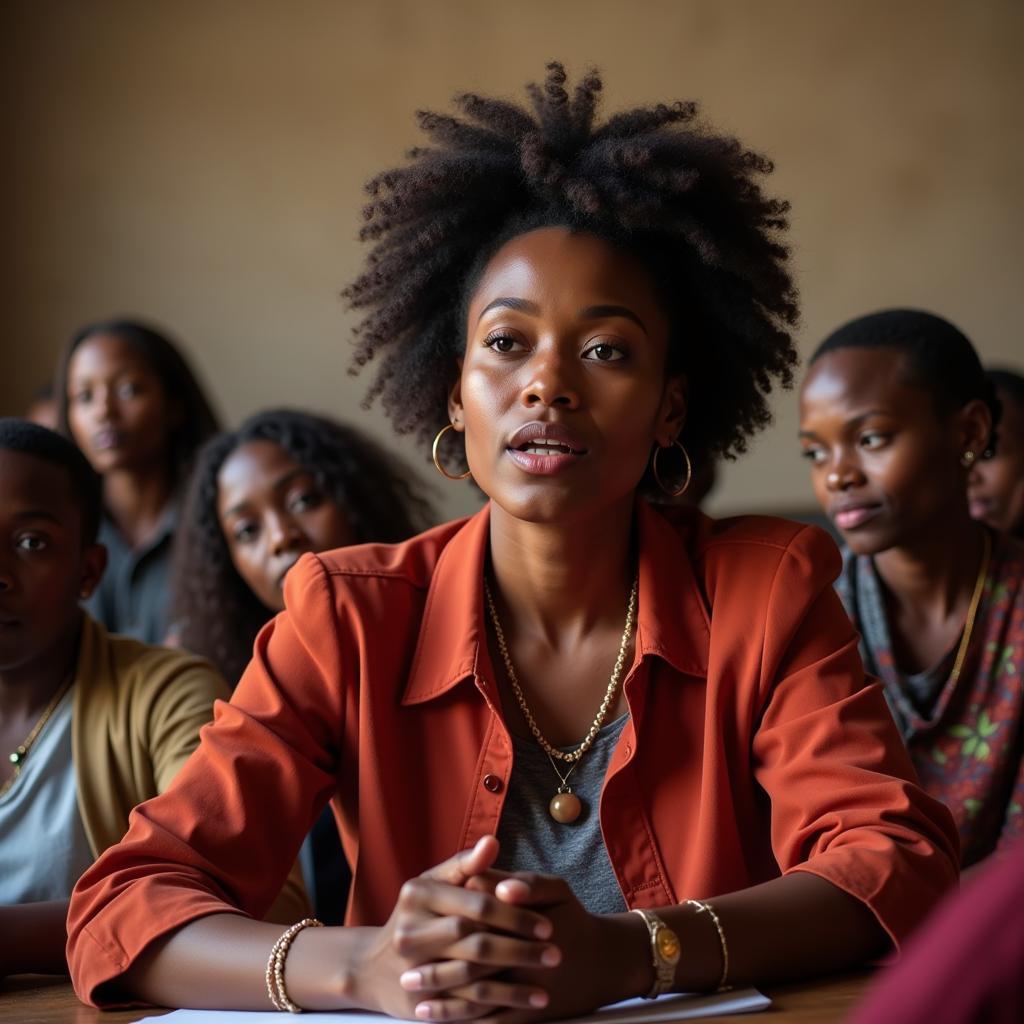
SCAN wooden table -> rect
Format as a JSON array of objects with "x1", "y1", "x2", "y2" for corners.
[{"x1": 0, "y1": 972, "x2": 873, "y2": 1023}]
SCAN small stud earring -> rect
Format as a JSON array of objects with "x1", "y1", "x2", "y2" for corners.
[{"x1": 960, "y1": 450, "x2": 977, "y2": 468}]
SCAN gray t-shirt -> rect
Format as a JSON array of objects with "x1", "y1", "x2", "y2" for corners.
[
  {"x1": 0, "y1": 688, "x2": 93, "y2": 902},
  {"x1": 495, "y1": 713, "x2": 629, "y2": 915},
  {"x1": 86, "y1": 503, "x2": 176, "y2": 644}
]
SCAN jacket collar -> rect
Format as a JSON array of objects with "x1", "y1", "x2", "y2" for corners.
[{"x1": 401, "y1": 500, "x2": 709, "y2": 707}]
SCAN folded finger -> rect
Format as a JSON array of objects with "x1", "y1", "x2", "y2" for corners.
[
  {"x1": 401, "y1": 878, "x2": 552, "y2": 939},
  {"x1": 412, "y1": 996, "x2": 492, "y2": 1022},
  {"x1": 464, "y1": 867, "x2": 516, "y2": 896},
  {"x1": 446, "y1": 931, "x2": 561, "y2": 970},
  {"x1": 449, "y1": 978, "x2": 550, "y2": 1011},
  {"x1": 422, "y1": 836, "x2": 500, "y2": 887},
  {"x1": 400, "y1": 959, "x2": 492, "y2": 993},
  {"x1": 495, "y1": 872, "x2": 572, "y2": 908},
  {"x1": 400, "y1": 930, "x2": 558, "y2": 991}
]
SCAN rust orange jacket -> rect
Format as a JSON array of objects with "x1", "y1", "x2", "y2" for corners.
[{"x1": 67, "y1": 503, "x2": 959, "y2": 1005}]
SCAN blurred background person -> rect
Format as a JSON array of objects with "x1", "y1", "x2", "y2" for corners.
[
  {"x1": 171, "y1": 408, "x2": 434, "y2": 685},
  {"x1": 799, "y1": 309, "x2": 1023, "y2": 869},
  {"x1": 970, "y1": 367, "x2": 1024, "y2": 539},
  {"x1": 55, "y1": 319, "x2": 220, "y2": 644}
]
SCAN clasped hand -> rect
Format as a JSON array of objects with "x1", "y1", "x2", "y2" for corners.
[{"x1": 362, "y1": 835, "x2": 630, "y2": 1022}]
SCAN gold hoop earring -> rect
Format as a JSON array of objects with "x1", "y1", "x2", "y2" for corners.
[
  {"x1": 432, "y1": 423, "x2": 472, "y2": 481},
  {"x1": 652, "y1": 440, "x2": 692, "y2": 497}
]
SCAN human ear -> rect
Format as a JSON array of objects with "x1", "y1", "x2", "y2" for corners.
[
  {"x1": 78, "y1": 543, "x2": 107, "y2": 600},
  {"x1": 446, "y1": 359, "x2": 466, "y2": 433},
  {"x1": 656, "y1": 374, "x2": 688, "y2": 447},
  {"x1": 956, "y1": 399, "x2": 994, "y2": 465}
]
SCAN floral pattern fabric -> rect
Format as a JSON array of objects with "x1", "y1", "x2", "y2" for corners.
[{"x1": 837, "y1": 531, "x2": 1024, "y2": 867}]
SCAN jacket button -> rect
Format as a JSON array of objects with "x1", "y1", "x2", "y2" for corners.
[{"x1": 483, "y1": 774, "x2": 503, "y2": 793}]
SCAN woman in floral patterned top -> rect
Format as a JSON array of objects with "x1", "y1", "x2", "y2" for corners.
[{"x1": 798, "y1": 309, "x2": 1023, "y2": 867}]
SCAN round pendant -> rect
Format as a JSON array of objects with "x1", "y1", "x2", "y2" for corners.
[{"x1": 549, "y1": 791, "x2": 582, "y2": 824}]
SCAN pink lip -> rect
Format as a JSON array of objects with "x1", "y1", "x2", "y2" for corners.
[
  {"x1": 93, "y1": 428, "x2": 125, "y2": 451},
  {"x1": 506, "y1": 449, "x2": 582, "y2": 476},
  {"x1": 968, "y1": 499, "x2": 992, "y2": 520},
  {"x1": 505, "y1": 421, "x2": 588, "y2": 476},
  {"x1": 832, "y1": 504, "x2": 882, "y2": 530},
  {"x1": 507, "y1": 421, "x2": 588, "y2": 453}
]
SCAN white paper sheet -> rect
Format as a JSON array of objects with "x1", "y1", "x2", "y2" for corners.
[{"x1": 139, "y1": 987, "x2": 770, "y2": 1023}]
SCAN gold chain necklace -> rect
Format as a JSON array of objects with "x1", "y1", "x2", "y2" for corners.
[
  {"x1": 1, "y1": 673, "x2": 74, "y2": 799},
  {"x1": 483, "y1": 573, "x2": 638, "y2": 824},
  {"x1": 949, "y1": 529, "x2": 991, "y2": 685}
]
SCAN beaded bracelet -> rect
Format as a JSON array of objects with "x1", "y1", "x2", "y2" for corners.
[
  {"x1": 685, "y1": 899, "x2": 730, "y2": 991},
  {"x1": 266, "y1": 917, "x2": 324, "y2": 1012}
]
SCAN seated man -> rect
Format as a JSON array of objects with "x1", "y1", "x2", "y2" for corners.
[{"x1": 0, "y1": 418, "x2": 305, "y2": 977}]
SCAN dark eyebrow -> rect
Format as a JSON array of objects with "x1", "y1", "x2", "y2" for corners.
[
  {"x1": 477, "y1": 297, "x2": 541, "y2": 323},
  {"x1": 579, "y1": 305, "x2": 647, "y2": 334},
  {"x1": 476, "y1": 298, "x2": 649, "y2": 334},
  {"x1": 14, "y1": 509, "x2": 63, "y2": 526},
  {"x1": 798, "y1": 410, "x2": 891, "y2": 440},
  {"x1": 272, "y1": 467, "x2": 311, "y2": 494},
  {"x1": 222, "y1": 468, "x2": 311, "y2": 520},
  {"x1": 221, "y1": 500, "x2": 252, "y2": 521}
]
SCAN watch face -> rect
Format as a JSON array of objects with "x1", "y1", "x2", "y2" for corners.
[{"x1": 656, "y1": 926, "x2": 681, "y2": 963}]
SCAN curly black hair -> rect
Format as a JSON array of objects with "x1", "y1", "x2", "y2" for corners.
[
  {"x1": 171, "y1": 409, "x2": 436, "y2": 684},
  {"x1": 55, "y1": 318, "x2": 221, "y2": 491},
  {"x1": 344, "y1": 62, "x2": 799, "y2": 476}
]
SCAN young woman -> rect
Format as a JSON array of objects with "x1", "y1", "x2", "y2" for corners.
[
  {"x1": 170, "y1": 408, "x2": 435, "y2": 686},
  {"x1": 56, "y1": 319, "x2": 220, "y2": 643},
  {"x1": 68, "y1": 66, "x2": 957, "y2": 1017},
  {"x1": 799, "y1": 310, "x2": 1024, "y2": 869},
  {"x1": 969, "y1": 368, "x2": 1024, "y2": 539},
  {"x1": 170, "y1": 409, "x2": 435, "y2": 923},
  {"x1": 0, "y1": 419, "x2": 249, "y2": 976}
]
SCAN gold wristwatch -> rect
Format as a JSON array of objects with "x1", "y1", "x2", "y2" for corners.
[{"x1": 631, "y1": 908, "x2": 681, "y2": 999}]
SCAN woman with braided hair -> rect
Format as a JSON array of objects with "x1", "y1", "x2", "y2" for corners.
[{"x1": 68, "y1": 65, "x2": 957, "y2": 1016}]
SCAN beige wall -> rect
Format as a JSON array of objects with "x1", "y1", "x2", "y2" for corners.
[{"x1": 5, "y1": 0, "x2": 1022, "y2": 521}]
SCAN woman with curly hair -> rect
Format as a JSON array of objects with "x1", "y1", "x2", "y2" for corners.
[
  {"x1": 56, "y1": 319, "x2": 220, "y2": 643},
  {"x1": 170, "y1": 409, "x2": 435, "y2": 686},
  {"x1": 68, "y1": 65, "x2": 957, "y2": 1017}
]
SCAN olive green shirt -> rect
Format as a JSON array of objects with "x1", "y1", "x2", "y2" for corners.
[{"x1": 71, "y1": 612, "x2": 309, "y2": 922}]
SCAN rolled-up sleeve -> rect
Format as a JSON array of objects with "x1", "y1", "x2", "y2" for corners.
[
  {"x1": 752, "y1": 527, "x2": 960, "y2": 949},
  {"x1": 67, "y1": 553, "x2": 347, "y2": 1006}
]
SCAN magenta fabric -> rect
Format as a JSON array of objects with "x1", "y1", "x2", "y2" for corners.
[{"x1": 850, "y1": 843, "x2": 1024, "y2": 1024}]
